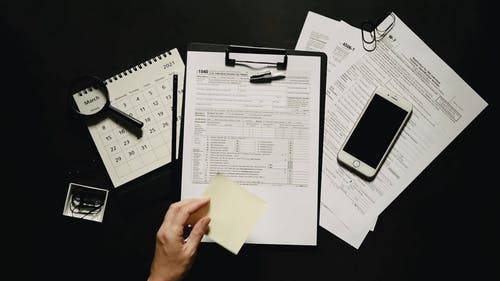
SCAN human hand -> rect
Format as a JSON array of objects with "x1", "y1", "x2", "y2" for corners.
[{"x1": 147, "y1": 197, "x2": 211, "y2": 281}]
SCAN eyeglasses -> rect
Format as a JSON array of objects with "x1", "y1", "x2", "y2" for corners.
[
  {"x1": 69, "y1": 189, "x2": 105, "y2": 219},
  {"x1": 361, "y1": 13, "x2": 396, "y2": 52}
]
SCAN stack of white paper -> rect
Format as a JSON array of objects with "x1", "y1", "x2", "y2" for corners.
[{"x1": 296, "y1": 12, "x2": 487, "y2": 248}]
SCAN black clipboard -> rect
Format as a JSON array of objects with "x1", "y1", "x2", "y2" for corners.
[{"x1": 179, "y1": 42, "x2": 326, "y2": 245}]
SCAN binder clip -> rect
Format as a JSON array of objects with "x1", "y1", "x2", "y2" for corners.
[{"x1": 361, "y1": 12, "x2": 396, "y2": 52}]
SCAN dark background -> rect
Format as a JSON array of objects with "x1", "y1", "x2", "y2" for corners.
[{"x1": 3, "y1": 1, "x2": 497, "y2": 280}]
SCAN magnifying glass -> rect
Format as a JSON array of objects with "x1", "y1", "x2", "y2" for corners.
[{"x1": 68, "y1": 75, "x2": 143, "y2": 129}]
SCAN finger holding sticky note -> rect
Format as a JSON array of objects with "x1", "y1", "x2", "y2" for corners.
[{"x1": 197, "y1": 173, "x2": 267, "y2": 255}]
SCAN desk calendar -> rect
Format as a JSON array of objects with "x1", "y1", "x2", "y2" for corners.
[{"x1": 85, "y1": 48, "x2": 184, "y2": 187}]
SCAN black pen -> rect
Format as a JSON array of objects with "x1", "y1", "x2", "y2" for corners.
[
  {"x1": 171, "y1": 74, "x2": 178, "y2": 164},
  {"x1": 250, "y1": 72, "x2": 286, "y2": 83}
]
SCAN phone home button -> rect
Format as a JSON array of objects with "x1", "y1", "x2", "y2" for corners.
[{"x1": 353, "y1": 160, "x2": 360, "y2": 167}]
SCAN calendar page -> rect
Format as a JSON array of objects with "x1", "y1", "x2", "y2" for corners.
[{"x1": 86, "y1": 48, "x2": 184, "y2": 187}]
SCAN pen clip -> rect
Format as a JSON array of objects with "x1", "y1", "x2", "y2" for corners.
[{"x1": 250, "y1": 71, "x2": 272, "y2": 79}]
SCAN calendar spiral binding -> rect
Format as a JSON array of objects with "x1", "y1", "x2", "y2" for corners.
[
  {"x1": 76, "y1": 49, "x2": 174, "y2": 95},
  {"x1": 104, "y1": 50, "x2": 173, "y2": 85}
]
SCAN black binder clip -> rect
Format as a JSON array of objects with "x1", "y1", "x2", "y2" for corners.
[
  {"x1": 225, "y1": 45, "x2": 288, "y2": 70},
  {"x1": 361, "y1": 12, "x2": 396, "y2": 52}
]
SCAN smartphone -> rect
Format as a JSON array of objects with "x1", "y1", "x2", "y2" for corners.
[{"x1": 337, "y1": 87, "x2": 412, "y2": 180}]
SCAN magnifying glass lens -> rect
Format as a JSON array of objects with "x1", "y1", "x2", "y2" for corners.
[
  {"x1": 72, "y1": 87, "x2": 108, "y2": 115},
  {"x1": 69, "y1": 75, "x2": 144, "y2": 129}
]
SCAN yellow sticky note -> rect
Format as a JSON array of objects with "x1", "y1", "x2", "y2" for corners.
[{"x1": 202, "y1": 174, "x2": 267, "y2": 255}]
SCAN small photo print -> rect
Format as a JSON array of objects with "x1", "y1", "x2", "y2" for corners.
[{"x1": 63, "y1": 183, "x2": 109, "y2": 223}]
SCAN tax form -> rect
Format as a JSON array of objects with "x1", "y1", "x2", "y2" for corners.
[
  {"x1": 181, "y1": 48, "x2": 323, "y2": 245},
  {"x1": 297, "y1": 12, "x2": 377, "y2": 248},
  {"x1": 297, "y1": 12, "x2": 487, "y2": 247}
]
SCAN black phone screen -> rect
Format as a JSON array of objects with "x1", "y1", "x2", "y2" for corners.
[{"x1": 343, "y1": 94, "x2": 408, "y2": 168}]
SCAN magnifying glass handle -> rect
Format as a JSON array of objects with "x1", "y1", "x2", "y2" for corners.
[{"x1": 108, "y1": 104, "x2": 144, "y2": 128}]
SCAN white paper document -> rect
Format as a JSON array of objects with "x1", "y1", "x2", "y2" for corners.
[
  {"x1": 297, "y1": 12, "x2": 487, "y2": 247},
  {"x1": 297, "y1": 12, "x2": 377, "y2": 248},
  {"x1": 181, "y1": 49, "x2": 322, "y2": 245}
]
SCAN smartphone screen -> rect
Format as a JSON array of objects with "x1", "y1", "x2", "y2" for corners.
[{"x1": 343, "y1": 94, "x2": 408, "y2": 168}]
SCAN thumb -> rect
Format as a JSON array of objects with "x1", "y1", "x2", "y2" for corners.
[{"x1": 185, "y1": 216, "x2": 210, "y2": 253}]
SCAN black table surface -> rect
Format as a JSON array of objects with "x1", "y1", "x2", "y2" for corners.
[{"x1": 4, "y1": 1, "x2": 498, "y2": 280}]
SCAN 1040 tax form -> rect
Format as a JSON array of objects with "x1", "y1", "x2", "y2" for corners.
[{"x1": 181, "y1": 45, "x2": 325, "y2": 245}]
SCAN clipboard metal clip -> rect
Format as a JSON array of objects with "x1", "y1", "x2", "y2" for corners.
[{"x1": 225, "y1": 45, "x2": 288, "y2": 70}]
